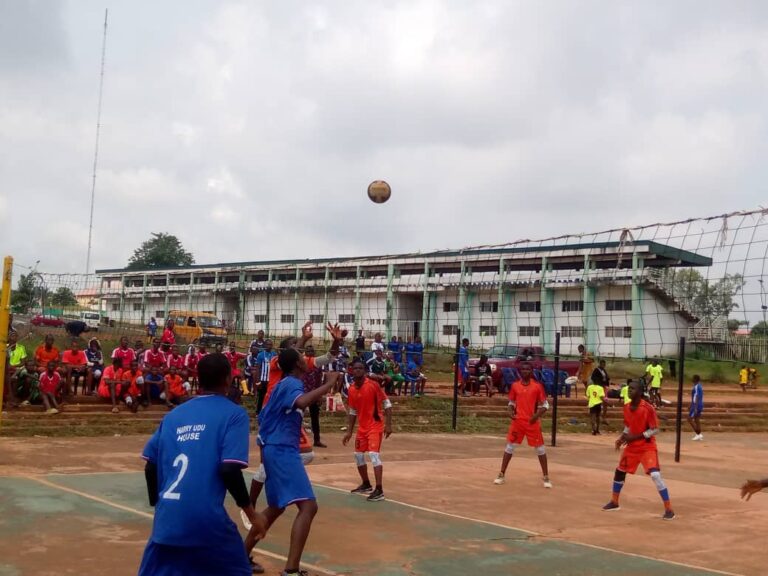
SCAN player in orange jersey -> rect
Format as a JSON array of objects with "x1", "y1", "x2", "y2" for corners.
[
  {"x1": 343, "y1": 359, "x2": 393, "y2": 502},
  {"x1": 602, "y1": 380, "x2": 675, "y2": 520},
  {"x1": 493, "y1": 362, "x2": 552, "y2": 488}
]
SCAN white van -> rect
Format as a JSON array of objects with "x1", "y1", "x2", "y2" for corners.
[{"x1": 80, "y1": 311, "x2": 101, "y2": 331}]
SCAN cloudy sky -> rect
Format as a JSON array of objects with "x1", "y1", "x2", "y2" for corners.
[{"x1": 1, "y1": 0, "x2": 767, "y2": 274}]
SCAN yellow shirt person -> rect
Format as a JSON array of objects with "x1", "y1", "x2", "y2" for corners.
[
  {"x1": 646, "y1": 362, "x2": 663, "y2": 389},
  {"x1": 586, "y1": 383, "x2": 605, "y2": 408}
]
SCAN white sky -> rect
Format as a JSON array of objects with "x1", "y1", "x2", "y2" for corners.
[{"x1": 1, "y1": 1, "x2": 767, "y2": 273}]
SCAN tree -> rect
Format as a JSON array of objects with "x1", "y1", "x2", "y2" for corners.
[
  {"x1": 727, "y1": 319, "x2": 748, "y2": 333},
  {"x1": 127, "y1": 233, "x2": 194, "y2": 270},
  {"x1": 49, "y1": 287, "x2": 78, "y2": 307},
  {"x1": 10, "y1": 273, "x2": 46, "y2": 313},
  {"x1": 663, "y1": 269, "x2": 745, "y2": 323},
  {"x1": 751, "y1": 321, "x2": 768, "y2": 338}
]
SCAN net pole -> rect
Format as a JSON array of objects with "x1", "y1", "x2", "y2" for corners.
[
  {"x1": 452, "y1": 329, "x2": 461, "y2": 431},
  {"x1": 674, "y1": 336, "x2": 686, "y2": 463},
  {"x1": 551, "y1": 332, "x2": 561, "y2": 447},
  {"x1": 0, "y1": 256, "x2": 14, "y2": 427}
]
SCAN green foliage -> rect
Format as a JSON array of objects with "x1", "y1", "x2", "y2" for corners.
[
  {"x1": 664, "y1": 269, "x2": 745, "y2": 322},
  {"x1": 10, "y1": 273, "x2": 47, "y2": 313},
  {"x1": 127, "y1": 233, "x2": 194, "y2": 270},
  {"x1": 751, "y1": 321, "x2": 768, "y2": 338},
  {"x1": 49, "y1": 287, "x2": 78, "y2": 307},
  {"x1": 706, "y1": 363, "x2": 726, "y2": 383}
]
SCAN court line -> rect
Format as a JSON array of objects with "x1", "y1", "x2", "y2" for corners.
[
  {"x1": 313, "y1": 482, "x2": 743, "y2": 576},
  {"x1": 25, "y1": 475, "x2": 340, "y2": 576}
]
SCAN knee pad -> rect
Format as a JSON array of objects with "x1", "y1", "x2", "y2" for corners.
[
  {"x1": 354, "y1": 452, "x2": 366, "y2": 467},
  {"x1": 135, "y1": 376, "x2": 143, "y2": 385},
  {"x1": 253, "y1": 463, "x2": 266, "y2": 484},
  {"x1": 182, "y1": 381, "x2": 191, "y2": 392},
  {"x1": 159, "y1": 392, "x2": 167, "y2": 400},
  {"x1": 504, "y1": 443, "x2": 516, "y2": 455},
  {"x1": 301, "y1": 451, "x2": 315, "y2": 466},
  {"x1": 613, "y1": 469, "x2": 627, "y2": 483},
  {"x1": 93, "y1": 370, "x2": 102, "y2": 379},
  {"x1": 650, "y1": 470, "x2": 666, "y2": 491},
  {"x1": 535, "y1": 445, "x2": 546, "y2": 456},
  {"x1": 368, "y1": 452, "x2": 382, "y2": 467}
]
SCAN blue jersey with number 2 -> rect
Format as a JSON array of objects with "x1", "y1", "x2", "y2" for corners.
[{"x1": 142, "y1": 394, "x2": 250, "y2": 547}]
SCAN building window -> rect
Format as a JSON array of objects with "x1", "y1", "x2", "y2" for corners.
[
  {"x1": 309, "y1": 314, "x2": 325, "y2": 323},
  {"x1": 605, "y1": 326, "x2": 632, "y2": 338},
  {"x1": 280, "y1": 314, "x2": 295, "y2": 324},
  {"x1": 606, "y1": 300, "x2": 632, "y2": 311},
  {"x1": 443, "y1": 302, "x2": 459, "y2": 312},
  {"x1": 155, "y1": 311, "x2": 165, "y2": 319},
  {"x1": 480, "y1": 301, "x2": 499, "y2": 313},
  {"x1": 253, "y1": 314, "x2": 267, "y2": 323},
  {"x1": 561, "y1": 326, "x2": 584, "y2": 338},
  {"x1": 133, "y1": 303, "x2": 143, "y2": 312},
  {"x1": 479, "y1": 325, "x2": 497, "y2": 336},
  {"x1": 442, "y1": 324, "x2": 459, "y2": 336},
  {"x1": 111, "y1": 303, "x2": 119, "y2": 311},
  {"x1": 338, "y1": 314, "x2": 355, "y2": 323},
  {"x1": 561, "y1": 300, "x2": 584, "y2": 312},
  {"x1": 518, "y1": 326, "x2": 540, "y2": 337},
  {"x1": 519, "y1": 301, "x2": 541, "y2": 313}
]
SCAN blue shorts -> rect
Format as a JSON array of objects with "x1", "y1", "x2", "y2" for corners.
[
  {"x1": 689, "y1": 406, "x2": 703, "y2": 418},
  {"x1": 263, "y1": 444, "x2": 315, "y2": 509},
  {"x1": 138, "y1": 538, "x2": 250, "y2": 576}
]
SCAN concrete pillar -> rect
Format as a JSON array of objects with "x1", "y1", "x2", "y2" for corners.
[
  {"x1": 323, "y1": 266, "x2": 330, "y2": 325},
  {"x1": 141, "y1": 273, "x2": 147, "y2": 326},
  {"x1": 458, "y1": 261, "x2": 467, "y2": 340},
  {"x1": 293, "y1": 266, "x2": 300, "y2": 334},
  {"x1": 238, "y1": 270, "x2": 246, "y2": 333},
  {"x1": 354, "y1": 266, "x2": 362, "y2": 333},
  {"x1": 187, "y1": 272, "x2": 194, "y2": 310},
  {"x1": 582, "y1": 255, "x2": 597, "y2": 352},
  {"x1": 631, "y1": 253, "x2": 645, "y2": 359},
  {"x1": 163, "y1": 273, "x2": 170, "y2": 322},
  {"x1": 421, "y1": 262, "x2": 430, "y2": 345},
  {"x1": 213, "y1": 271, "x2": 219, "y2": 316},
  {"x1": 386, "y1": 263, "x2": 395, "y2": 340},
  {"x1": 119, "y1": 273, "x2": 125, "y2": 325},
  {"x1": 496, "y1": 257, "x2": 506, "y2": 342},
  {"x1": 540, "y1": 258, "x2": 555, "y2": 354},
  {"x1": 265, "y1": 270, "x2": 272, "y2": 336}
]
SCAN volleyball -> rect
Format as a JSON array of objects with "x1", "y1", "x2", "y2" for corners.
[{"x1": 367, "y1": 180, "x2": 391, "y2": 204}]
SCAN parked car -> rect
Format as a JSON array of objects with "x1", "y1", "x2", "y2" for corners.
[
  {"x1": 79, "y1": 311, "x2": 101, "y2": 331},
  {"x1": 167, "y1": 310, "x2": 228, "y2": 347},
  {"x1": 31, "y1": 314, "x2": 65, "y2": 328},
  {"x1": 467, "y1": 344, "x2": 580, "y2": 394}
]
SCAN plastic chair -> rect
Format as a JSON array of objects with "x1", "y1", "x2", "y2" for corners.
[
  {"x1": 500, "y1": 367, "x2": 519, "y2": 394},
  {"x1": 541, "y1": 368, "x2": 556, "y2": 396},
  {"x1": 558, "y1": 370, "x2": 572, "y2": 398}
]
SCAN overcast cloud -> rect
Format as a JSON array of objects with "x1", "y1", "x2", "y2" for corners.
[{"x1": 1, "y1": 0, "x2": 767, "y2": 273}]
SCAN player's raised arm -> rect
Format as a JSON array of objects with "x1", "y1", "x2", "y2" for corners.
[{"x1": 741, "y1": 478, "x2": 768, "y2": 501}]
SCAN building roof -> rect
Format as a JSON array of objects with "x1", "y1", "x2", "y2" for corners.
[{"x1": 96, "y1": 240, "x2": 712, "y2": 276}]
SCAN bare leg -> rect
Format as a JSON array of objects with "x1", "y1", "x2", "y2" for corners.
[
  {"x1": 249, "y1": 479, "x2": 264, "y2": 507},
  {"x1": 284, "y1": 499, "x2": 319, "y2": 572},
  {"x1": 500, "y1": 451, "x2": 513, "y2": 475},
  {"x1": 246, "y1": 505, "x2": 284, "y2": 555},
  {"x1": 357, "y1": 464, "x2": 371, "y2": 485},
  {"x1": 538, "y1": 453, "x2": 549, "y2": 477},
  {"x1": 373, "y1": 465, "x2": 383, "y2": 489}
]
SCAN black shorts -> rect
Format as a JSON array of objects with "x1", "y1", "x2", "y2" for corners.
[{"x1": 589, "y1": 404, "x2": 603, "y2": 415}]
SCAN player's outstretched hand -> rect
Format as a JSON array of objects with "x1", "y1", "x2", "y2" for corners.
[
  {"x1": 325, "y1": 322, "x2": 343, "y2": 342},
  {"x1": 741, "y1": 480, "x2": 764, "y2": 501},
  {"x1": 342, "y1": 431, "x2": 352, "y2": 446}
]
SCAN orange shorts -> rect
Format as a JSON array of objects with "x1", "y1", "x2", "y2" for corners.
[
  {"x1": 618, "y1": 447, "x2": 660, "y2": 475},
  {"x1": 355, "y1": 428, "x2": 384, "y2": 453},
  {"x1": 506, "y1": 420, "x2": 544, "y2": 448}
]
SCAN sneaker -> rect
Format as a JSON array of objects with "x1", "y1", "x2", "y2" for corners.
[
  {"x1": 543, "y1": 477, "x2": 553, "y2": 489},
  {"x1": 20, "y1": 400, "x2": 30, "y2": 406},
  {"x1": 662, "y1": 510, "x2": 676, "y2": 520},
  {"x1": 248, "y1": 556, "x2": 264, "y2": 574},
  {"x1": 696, "y1": 433, "x2": 703, "y2": 441},
  {"x1": 366, "y1": 488, "x2": 385, "y2": 502},
  {"x1": 602, "y1": 501, "x2": 620, "y2": 512},
  {"x1": 493, "y1": 473, "x2": 505, "y2": 485},
  {"x1": 313, "y1": 441, "x2": 327, "y2": 448},
  {"x1": 240, "y1": 509, "x2": 252, "y2": 531},
  {"x1": 351, "y1": 483, "x2": 373, "y2": 494}
]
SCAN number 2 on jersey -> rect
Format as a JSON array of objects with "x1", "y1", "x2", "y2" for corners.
[{"x1": 162, "y1": 454, "x2": 189, "y2": 501}]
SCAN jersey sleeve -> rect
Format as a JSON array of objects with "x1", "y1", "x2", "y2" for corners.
[
  {"x1": 142, "y1": 425, "x2": 162, "y2": 463},
  {"x1": 221, "y1": 408, "x2": 250, "y2": 467},
  {"x1": 306, "y1": 356, "x2": 316, "y2": 371}
]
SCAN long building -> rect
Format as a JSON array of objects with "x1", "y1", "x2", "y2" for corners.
[{"x1": 95, "y1": 240, "x2": 711, "y2": 358}]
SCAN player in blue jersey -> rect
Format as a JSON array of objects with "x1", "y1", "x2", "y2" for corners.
[
  {"x1": 687, "y1": 374, "x2": 704, "y2": 441},
  {"x1": 457, "y1": 338, "x2": 470, "y2": 396},
  {"x1": 138, "y1": 353, "x2": 266, "y2": 576},
  {"x1": 246, "y1": 346, "x2": 337, "y2": 576}
]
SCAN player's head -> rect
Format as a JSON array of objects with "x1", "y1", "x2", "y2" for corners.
[
  {"x1": 169, "y1": 366, "x2": 177, "y2": 376},
  {"x1": 578, "y1": 344, "x2": 585, "y2": 353},
  {"x1": 599, "y1": 359, "x2": 606, "y2": 368},
  {"x1": 24, "y1": 358, "x2": 35, "y2": 371},
  {"x1": 250, "y1": 343, "x2": 258, "y2": 355},
  {"x1": 44, "y1": 334, "x2": 54, "y2": 346},
  {"x1": 152, "y1": 338, "x2": 161, "y2": 350},
  {"x1": 70, "y1": 338, "x2": 79, "y2": 350},
  {"x1": 652, "y1": 358, "x2": 659, "y2": 366},
  {"x1": 197, "y1": 352, "x2": 231, "y2": 393},
  {"x1": 479, "y1": 354, "x2": 488, "y2": 363},
  {"x1": 130, "y1": 360, "x2": 139, "y2": 372},
  {"x1": 278, "y1": 347, "x2": 306, "y2": 375},
  {"x1": 257, "y1": 329, "x2": 264, "y2": 339},
  {"x1": 112, "y1": 357, "x2": 122, "y2": 368},
  {"x1": 462, "y1": 338, "x2": 469, "y2": 346},
  {"x1": 304, "y1": 344, "x2": 315, "y2": 357},
  {"x1": 265, "y1": 339, "x2": 273, "y2": 351},
  {"x1": 692, "y1": 374, "x2": 700, "y2": 383},
  {"x1": 46, "y1": 360, "x2": 56, "y2": 373},
  {"x1": 135, "y1": 339, "x2": 144, "y2": 349},
  {"x1": 279, "y1": 336, "x2": 298, "y2": 351},
  {"x1": 171, "y1": 344, "x2": 179, "y2": 355},
  {"x1": 350, "y1": 358, "x2": 366, "y2": 381},
  {"x1": 119, "y1": 336, "x2": 129, "y2": 348},
  {"x1": 520, "y1": 362, "x2": 532, "y2": 379},
  {"x1": 8, "y1": 330, "x2": 17, "y2": 345},
  {"x1": 628, "y1": 379, "x2": 643, "y2": 401},
  {"x1": 88, "y1": 337, "x2": 100, "y2": 350}
]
